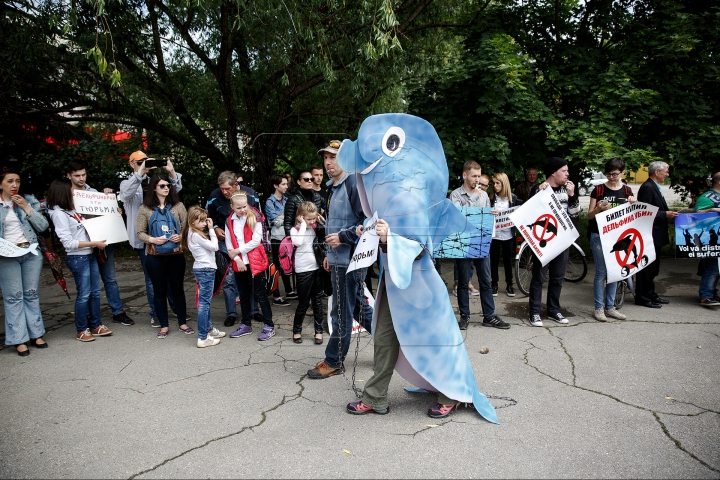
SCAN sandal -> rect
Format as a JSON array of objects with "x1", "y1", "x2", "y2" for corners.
[
  {"x1": 157, "y1": 330, "x2": 169, "y2": 339},
  {"x1": 179, "y1": 326, "x2": 195, "y2": 335},
  {"x1": 293, "y1": 335, "x2": 303, "y2": 344}
]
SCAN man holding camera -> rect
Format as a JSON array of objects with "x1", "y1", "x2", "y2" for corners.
[{"x1": 118, "y1": 151, "x2": 183, "y2": 326}]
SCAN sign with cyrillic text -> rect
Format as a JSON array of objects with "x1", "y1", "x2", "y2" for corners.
[
  {"x1": 596, "y1": 201, "x2": 658, "y2": 283},
  {"x1": 73, "y1": 190, "x2": 120, "y2": 215},
  {"x1": 509, "y1": 188, "x2": 579, "y2": 266},
  {"x1": 0, "y1": 237, "x2": 39, "y2": 257},
  {"x1": 493, "y1": 206, "x2": 519, "y2": 237},
  {"x1": 347, "y1": 211, "x2": 379, "y2": 273}
]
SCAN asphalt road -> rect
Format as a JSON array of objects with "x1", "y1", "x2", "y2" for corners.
[{"x1": 0, "y1": 254, "x2": 718, "y2": 479}]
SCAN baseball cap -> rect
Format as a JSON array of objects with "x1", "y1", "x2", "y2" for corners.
[
  {"x1": 129, "y1": 151, "x2": 148, "y2": 163},
  {"x1": 317, "y1": 140, "x2": 342, "y2": 156}
]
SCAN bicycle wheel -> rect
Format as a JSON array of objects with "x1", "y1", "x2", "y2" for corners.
[
  {"x1": 564, "y1": 243, "x2": 588, "y2": 282},
  {"x1": 614, "y1": 280, "x2": 626, "y2": 309},
  {"x1": 514, "y1": 243, "x2": 534, "y2": 296}
]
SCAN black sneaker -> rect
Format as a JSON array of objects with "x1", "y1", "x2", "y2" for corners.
[
  {"x1": 273, "y1": 297, "x2": 291, "y2": 307},
  {"x1": 492, "y1": 285, "x2": 498, "y2": 297},
  {"x1": 286, "y1": 291, "x2": 298, "y2": 300},
  {"x1": 458, "y1": 315, "x2": 470, "y2": 330},
  {"x1": 112, "y1": 312, "x2": 135, "y2": 326},
  {"x1": 224, "y1": 316, "x2": 237, "y2": 327},
  {"x1": 548, "y1": 312, "x2": 569, "y2": 324},
  {"x1": 506, "y1": 285, "x2": 515, "y2": 297},
  {"x1": 482, "y1": 315, "x2": 510, "y2": 329}
]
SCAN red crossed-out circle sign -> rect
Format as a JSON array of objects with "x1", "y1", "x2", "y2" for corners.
[
  {"x1": 614, "y1": 228, "x2": 644, "y2": 270},
  {"x1": 531, "y1": 214, "x2": 558, "y2": 248}
]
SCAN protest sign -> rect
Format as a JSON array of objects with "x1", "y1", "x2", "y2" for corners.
[
  {"x1": 347, "y1": 212, "x2": 379, "y2": 273},
  {"x1": 82, "y1": 215, "x2": 129, "y2": 244},
  {"x1": 73, "y1": 190, "x2": 120, "y2": 215},
  {"x1": 327, "y1": 286, "x2": 374, "y2": 336},
  {"x1": 675, "y1": 213, "x2": 720, "y2": 258},
  {"x1": 595, "y1": 201, "x2": 658, "y2": 283},
  {"x1": 493, "y1": 206, "x2": 519, "y2": 238},
  {"x1": 434, "y1": 207, "x2": 494, "y2": 259},
  {"x1": 509, "y1": 188, "x2": 579, "y2": 266},
  {"x1": 0, "y1": 237, "x2": 39, "y2": 257}
]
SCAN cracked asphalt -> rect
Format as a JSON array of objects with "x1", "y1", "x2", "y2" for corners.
[{"x1": 1, "y1": 255, "x2": 718, "y2": 479}]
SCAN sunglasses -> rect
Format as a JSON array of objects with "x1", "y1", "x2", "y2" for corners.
[
  {"x1": 301, "y1": 177, "x2": 313, "y2": 182},
  {"x1": 157, "y1": 183, "x2": 171, "y2": 189},
  {"x1": 328, "y1": 141, "x2": 341, "y2": 148}
]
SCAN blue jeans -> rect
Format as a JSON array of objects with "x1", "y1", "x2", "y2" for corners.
[
  {"x1": 218, "y1": 242, "x2": 239, "y2": 319},
  {"x1": 66, "y1": 254, "x2": 102, "y2": 333},
  {"x1": 590, "y1": 233, "x2": 617, "y2": 309},
  {"x1": 194, "y1": 268, "x2": 215, "y2": 339},
  {"x1": 324, "y1": 266, "x2": 373, "y2": 368},
  {"x1": 98, "y1": 244, "x2": 123, "y2": 315},
  {"x1": 699, "y1": 257, "x2": 719, "y2": 300},
  {"x1": 135, "y1": 247, "x2": 175, "y2": 317},
  {"x1": 456, "y1": 257, "x2": 495, "y2": 319},
  {"x1": 0, "y1": 250, "x2": 45, "y2": 345}
]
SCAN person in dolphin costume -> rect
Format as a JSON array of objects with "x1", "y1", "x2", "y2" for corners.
[{"x1": 339, "y1": 113, "x2": 499, "y2": 423}]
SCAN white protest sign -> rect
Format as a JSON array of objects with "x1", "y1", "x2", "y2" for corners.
[
  {"x1": 596, "y1": 201, "x2": 658, "y2": 283},
  {"x1": 0, "y1": 238, "x2": 39, "y2": 257},
  {"x1": 347, "y1": 211, "x2": 379, "y2": 273},
  {"x1": 509, "y1": 188, "x2": 579, "y2": 266},
  {"x1": 493, "y1": 206, "x2": 519, "y2": 238},
  {"x1": 81, "y1": 215, "x2": 129, "y2": 244},
  {"x1": 327, "y1": 286, "x2": 374, "y2": 336},
  {"x1": 73, "y1": 190, "x2": 121, "y2": 215}
]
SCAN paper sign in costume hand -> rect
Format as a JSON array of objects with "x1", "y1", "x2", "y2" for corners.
[{"x1": 337, "y1": 113, "x2": 499, "y2": 424}]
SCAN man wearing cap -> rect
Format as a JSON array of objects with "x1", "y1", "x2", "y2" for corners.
[
  {"x1": 308, "y1": 140, "x2": 372, "y2": 379},
  {"x1": 527, "y1": 157, "x2": 580, "y2": 327},
  {"x1": 118, "y1": 151, "x2": 183, "y2": 326}
]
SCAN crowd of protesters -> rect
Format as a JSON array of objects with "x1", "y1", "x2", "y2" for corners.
[{"x1": 1, "y1": 148, "x2": 718, "y2": 382}]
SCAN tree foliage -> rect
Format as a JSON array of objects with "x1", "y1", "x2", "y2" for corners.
[{"x1": 409, "y1": 0, "x2": 720, "y2": 195}]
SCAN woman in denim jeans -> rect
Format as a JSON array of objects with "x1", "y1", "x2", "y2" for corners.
[
  {"x1": 0, "y1": 167, "x2": 50, "y2": 356},
  {"x1": 47, "y1": 179, "x2": 113, "y2": 342},
  {"x1": 181, "y1": 206, "x2": 225, "y2": 348},
  {"x1": 587, "y1": 158, "x2": 636, "y2": 322}
]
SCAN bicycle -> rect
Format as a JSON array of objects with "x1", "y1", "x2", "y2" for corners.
[
  {"x1": 514, "y1": 237, "x2": 588, "y2": 296},
  {"x1": 613, "y1": 273, "x2": 636, "y2": 309}
]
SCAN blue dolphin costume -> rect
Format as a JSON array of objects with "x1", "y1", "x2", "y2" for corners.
[{"x1": 338, "y1": 113, "x2": 499, "y2": 423}]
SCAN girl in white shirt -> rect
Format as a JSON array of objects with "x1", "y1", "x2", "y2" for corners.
[
  {"x1": 181, "y1": 206, "x2": 226, "y2": 348},
  {"x1": 290, "y1": 202, "x2": 324, "y2": 344}
]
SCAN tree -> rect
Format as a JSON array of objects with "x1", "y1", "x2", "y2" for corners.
[{"x1": 2, "y1": 0, "x2": 476, "y2": 194}]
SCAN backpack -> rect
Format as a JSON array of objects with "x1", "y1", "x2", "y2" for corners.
[
  {"x1": 278, "y1": 235, "x2": 296, "y2": 275},
  {"x1": 594, "y1": 183, "x2": 631, "y2": 200},
  {"x1": 148, "y1": 205, "x2": 183, "y2": 255},
  {"x1": 249, "y1": 205, "x2": 271, "y2": 254}
]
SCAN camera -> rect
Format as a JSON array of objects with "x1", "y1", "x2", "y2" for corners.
[{"x1": 145, "y1": 158, "x2": 168, "y2": 168}]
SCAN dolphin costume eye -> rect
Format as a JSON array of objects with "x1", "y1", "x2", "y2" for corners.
[{"x1": 382, "y1": 127, "x2": 405, "y2": 157}]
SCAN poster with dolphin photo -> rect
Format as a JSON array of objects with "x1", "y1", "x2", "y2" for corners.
[
  {"x1": 509, "y1": 188, "x2": 579, "y2": 266},
  {"x1": 595, "y1": 201, "x2": 658, "y2": 283},
  {"x1": 433, "y1": 207, "x2": 494, "y2": 259},
  {"x1": 675, "y1": 212, "x2": 720, "y2": 258}
]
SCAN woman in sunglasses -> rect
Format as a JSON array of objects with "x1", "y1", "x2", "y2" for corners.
[
  {"x1": 136, "y1": 175, "x2": 191, "y2": 339},
  {"x1": 283, "y1": 170, "x2": 326, "y2": 238}
]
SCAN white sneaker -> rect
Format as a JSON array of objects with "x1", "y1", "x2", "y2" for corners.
[
  {"x1": 197, "y1": 337, "x2": 220, "y2": 348},
  {"x1": 548, "y1": 312, "x2": 569, "y2": 324},
  {"x1": 529, "y1": 314, "x2": 543, "y2": 327},
  {"x1": 451, "y1": 287, "x2": 458, "y2": 296},
  {"x1": 594, "y1": 308, "x2": 608, "y2": 322},
  {"x1": 469, "y1": 285, "x2": 480, "y2": 296},
  {"x1": 209, "y1": 327, "x2": 226, "y2": 338},
  {"x1": 605, "y1": 308, "x2": 627, "y2": 320}
]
